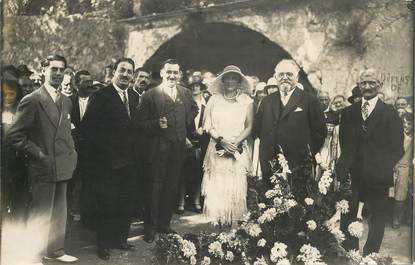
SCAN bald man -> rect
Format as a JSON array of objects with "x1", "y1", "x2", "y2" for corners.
[
  {"x1": 336, "y1": 68, "x2": 404, "y2": 255},
  {"x1": 253, "y1": 59, "x2": 327, "y2": 189}
]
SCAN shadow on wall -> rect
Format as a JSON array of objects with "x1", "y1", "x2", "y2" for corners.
[{"x1": 143, "y1": 22, "x2": 315, "y2": 93}]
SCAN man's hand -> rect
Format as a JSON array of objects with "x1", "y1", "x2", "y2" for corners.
[
  {"x1": 196, "y1": 127, "x2": 204, "y2": 136},
  {"x1": 159, "y1": 117, "x2": 168, "y2": 129}
]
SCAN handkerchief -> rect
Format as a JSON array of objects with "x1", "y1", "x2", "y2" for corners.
[{"x1": 294, "y1": 107, "x2": 303, "y2": 112}]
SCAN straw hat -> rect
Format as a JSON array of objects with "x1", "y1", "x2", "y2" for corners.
[
  {"x1": 254, "y1": 82, "x2": 267, "y2": 96},
  {"x1": 208, "y1": 65, "x2": 253, "y2": 95}
]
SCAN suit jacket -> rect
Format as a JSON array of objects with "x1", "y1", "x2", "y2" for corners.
[
  {"x1": 137, "y1": 85, "x2": 198, "y2": 163},
  {"x1": 82, "y1": 84, "x2": 139, "y2": 172},
  {"x1": 336, "y1": 100, "x2": 404, "y2": 189},
  {"x1": 7, "y1": 86, "x2": 77, "y2": 182},
  {"x1": 253, "y1": 88, "x2": 327, "y2": 173}
]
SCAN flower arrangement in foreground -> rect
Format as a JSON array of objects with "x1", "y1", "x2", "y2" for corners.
[{"x1": 153, "y1": 148, "x2": 392, "y2": 265}]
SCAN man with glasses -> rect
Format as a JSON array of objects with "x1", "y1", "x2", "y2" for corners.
[{"x1": 336, "y1": 68, "x2": 404, "y2": 255}]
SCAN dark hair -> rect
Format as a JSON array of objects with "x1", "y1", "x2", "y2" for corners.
[
  {"x1": 113, "y1": 58, "x2": 135, "y2": 72},
  {"x1": 2, "y1": 76, "x2": 24, "y2": 112},
  {"x1": 134, "y1": 67, "x2": 151, "y2": 78},
  {"x1": 161, "y1": 59, "x2": 180, "y2": 70},
  {"x1": 74, "y1": 70, "x2": 91, "y2": 85},
  {"x1": 41, "y1": 54, "x2": 67, "y2": 68}
]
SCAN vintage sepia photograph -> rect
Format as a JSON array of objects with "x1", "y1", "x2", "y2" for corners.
[{"x1": 1, "y1": 0, "x2": 414, "y2": 264}]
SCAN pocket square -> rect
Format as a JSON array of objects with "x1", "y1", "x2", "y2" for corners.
[{"x1": 294, "y1": 107, "x2": 303, "y2": 112}]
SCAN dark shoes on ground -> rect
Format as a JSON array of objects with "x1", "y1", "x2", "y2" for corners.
[
  {"x1": 115, "y1": 243, "x2": 136, "y2": 251},
  {"x1": 144, "y1": 230, "x2": 156, "y2": 243},
  {"x1": 97, "y1": 248, "x2": 110, "y2": 260}
]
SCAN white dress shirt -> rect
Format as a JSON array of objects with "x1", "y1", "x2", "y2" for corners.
[
  {"x1": 160, "y1": 83, "x2": 177, "y2": 101},
  {"x1": 280, "y1": 88, "x2": 295, "y2": 106},
  {"x1": 361, "y1": 95, "x2": 378, "y2": 119},
  {"x1": 44, "y1": 83, "x2": 60, "y2": 102},
  {"x1": 78, "y1": 96, "x2": 89, "y2": 121},
  {"x1": 113, "y1": 83, "x2": 129, "y2": 103}
]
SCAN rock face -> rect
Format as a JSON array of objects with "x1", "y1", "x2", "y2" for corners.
[{"x1": 3, "y1": 0, "x2": 412, "y2": 100}]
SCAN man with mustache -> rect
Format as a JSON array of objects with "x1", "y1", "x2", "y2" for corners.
[
  {"x1": 337, "y1": 68, "x2": 404, "y2": 255},
  {"x1": 7, "y1": 55, "x2": 78, "y2": 264},
  {"x1": 137, "y1": 59, "x2": 198, "y2": 243},
  {"x1": 82, "y1": 58, "x2": 140, "y2": 260},
  {"x1": 131, "y1": 68, "x2": 152, "y2": 101},
  {"x1": 253, "y1": 59, "x2": 327, "y2": 189}
]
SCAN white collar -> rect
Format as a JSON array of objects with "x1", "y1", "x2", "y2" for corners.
[
  {"x1": 113, "y1": 83, "x2": 128, "y2": 94},
  {"x1": 362, "y1": 95, "x2": 379, "y2": 107},
  {"x1": 44, "y1": 83, "x2": 59, "y2": 101},
  {"x1": 281, "y1": 87, "x2": 295, "y2": 98}
]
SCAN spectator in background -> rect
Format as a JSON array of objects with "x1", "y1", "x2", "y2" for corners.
[
  {"x1": 30, "y1": 71, "x2": 44, "y2": 90},
  {"x1": 347, "y1": 85, "x2": 362, "y2": 104},
  {"x1": 318, "y1": 90, "x2": 338, "y2": 124},
  {"x1": 395, "y1": 96, "x2": 409, "y2": 110},
  {"x1": 61, "y1": 69, "x2": 75, "y2": 97},
  {"x1": 392, "y1": 112, "x2": 413, "y2": 228},
  {"x1": 17, "y1": 65, "x2": 35, "y2": 96},
  {"x1": 131, "y1": 67, "x2": 152, "y2": 104},
  {"x1": 331, "y1": 95, "x2": 346, "y2": 113},
  {"x1": 264, "y1": 77, "x2": 279, "y2": 95},
  {"x1": 253, "y1": 82, "x2": 267, "y2": 112},
  {"x1": 104, "y1": 64, "x2": 114, "y2": 84}
]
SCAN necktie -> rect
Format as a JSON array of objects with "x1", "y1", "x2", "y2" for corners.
[
  {"x1": 55, "y1": 90, "x2": 62, "y2": 113},
  {"x1": 362, "y1": 101, "x2": 369, "y2": 120},
  {"x1": 122, "y1": 90, "x2": 130, "y2": 118}
]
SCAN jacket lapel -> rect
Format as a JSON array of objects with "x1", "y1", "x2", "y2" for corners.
[
  {"x1": 38, "y1": 86, "x2": 59, "y2": 128},
  {"x1": 280, "y1": 88, "x2": 302, "y2": 120},
  {"x1": 365, "y1": 100, "x2": 386, "y2": 137},
  {"x1": 271, "y1": 92, "x2": 282, "y2": 122}
]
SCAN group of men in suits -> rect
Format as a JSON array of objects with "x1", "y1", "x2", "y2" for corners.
[{"x1": 5, "y1": 53, "x2": 405, "y2": 263}]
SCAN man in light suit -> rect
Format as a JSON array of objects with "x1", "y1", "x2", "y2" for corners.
[
  {"x1": 7, "y1": 55, "x2": 78, "y2": 264},
  {"x1": 337, "y1": 69, "x2": 404, "y2": 255},
  {"x1": 138, "y1": 59, "x2": 198, "y2": 243},
  {"x1": 82, "y1": 58, "x2": 140, "y2": 260},
  {"x1": 253, "y1": 59, "x2": 327, "y2": 189}
]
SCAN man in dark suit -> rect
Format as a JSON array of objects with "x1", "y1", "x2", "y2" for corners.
[
  {"x1": 336, "y1": 69, "x2": 404, "y2": 255},
  {"x1": 82, "y1": 58, "x2": 140, "y2": 260},
  {"x1": 253, "y1": 59, "x2": 327, "y2": 189},
  {"x1": 130, "y1": 67, "x2": 152, "y2": 104},
  {"x1": 7, "y1": 55, "x2": 78, "y2": 263},
  {"x1": 68, "y1": 70, "x2": 96, "y2": 227},
  {"x1": 138, "y1": 59, "x2": 198, "y2": 242}
]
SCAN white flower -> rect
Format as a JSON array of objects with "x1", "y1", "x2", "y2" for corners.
[
  {"x1": 258, "y1": 208, "x2": 277, "y2": 224},
  {"x1": 265, "y1": 190, "x2": 277, "y2": 199},
  {"x1": 347, "y1": 249, "x2": 362, "y2": 263},
  {"x1": 318, "y1": 184, "x2": 328, "y2": 195},
  {"x1": 318, "y1": 170, "x2": 333, "y2": 195},
  {"x1": 306, "y1": 220, "x2": 317, "y2": 231},
  {"x1": 208, "y1": 241, "x2": 224, "y2": 258},
  {"x1": 270, "y1": 242, "x2": 288, "y2": 262},
  {"x1": 273, "y1": 197, "x2": 283, "y2": 205},
  {"x1": 218, "y1": 232, "x2": 231, "y2": 243},
  {"x1": 225, "y1": 251, "x2": 234, "y2": 262},
  {"x1": 190, "y1": 256, "x2": 197, "y2": 265},
  {"x1": 180, "y1": 239, "x2": 197, "y2": 258},
  {"x1": 361, "y1": 256, "x2": 377, "y2": 265},
  {"x1": 258, "y1": 203, "x2": 267, "y2": 209},
  {"x1": 336, "y1": 200, "x2": 349, "y2": 214},
  {"x1": 348, "y1": 221, "x2": 364, "y2": 238},
  {"x1": 329, "y1": 226, "x2": 345, "y2": 243},
  {"x1": 297, "y1": 244, "x2": 322, "y2": 264},
  {"x1": 244, "y1": 223, "x2": 262, "y2": 237},
  {"x1": 201, "y1": 256, "x2": 211, "y2": 265},
  {"x1": 253, "y1": 256, "x2": 268, "y2": 265},
  {"x1": 284, "y1": 199, "x2": 297, "y2": 210},
  {"x1": 257, "y1": 238, "x2": 267, "y2": 247},
  {"x1": 304, "y1": 197, "x2": 314, "y2": 205},
  {"x1": 276, "y1": 258, "x2": 290, "y2": 265}
]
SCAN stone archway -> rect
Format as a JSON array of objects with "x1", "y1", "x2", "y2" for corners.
[{"x1": 142, "y1": 22, "x2": 315, "y2": 93}]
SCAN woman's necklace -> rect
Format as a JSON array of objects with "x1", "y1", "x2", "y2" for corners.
[{"x1": 223, "y1": 90, "x2": 240, "y2": 100}]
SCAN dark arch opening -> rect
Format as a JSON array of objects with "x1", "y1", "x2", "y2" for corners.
[{"x1": 143, "y1": 22, "x2": 314, "y2": 93}]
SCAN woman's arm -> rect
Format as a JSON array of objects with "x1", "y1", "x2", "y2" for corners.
[{"x1": 234, "y1": 102, "x2": 254, "y2": 146}]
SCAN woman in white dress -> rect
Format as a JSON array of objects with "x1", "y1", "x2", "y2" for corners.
[{"x1": 201, "y1": 65, "x2": 254, "y2": 225}]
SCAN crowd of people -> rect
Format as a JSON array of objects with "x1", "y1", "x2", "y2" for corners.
[{"x1": 1, "y1": 55, "x2": 413, "y2": 264}]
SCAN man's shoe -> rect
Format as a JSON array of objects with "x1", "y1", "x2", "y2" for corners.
[
  {"x1": 116, "y1": 242, "x2": 136, "y2": 251},
  {"x1": 44, "y1": 254, "x2": 79, "y2": 263},
  {"x1": 97, "y1": 248, "x2": 110, "y2": 260},
  {"x1": 143, "y1": 233, "x2": 155, "y2": 243}
]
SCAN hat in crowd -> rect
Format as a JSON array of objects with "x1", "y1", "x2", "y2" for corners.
[
  {"x1": 265, "y1": 77, "x2": 278, "y2": 89},
  {"x1": 254, "y1": 82, "x2": 267, "y2": 96},
  {"x1": 17, "y1": 64, "x2": 33, "y2": 77},
  {"x1": 208, "y1": 65, "x2": 252, "y2": 95},
  {"x1": 347, "y1": 85, "x2": 362, "y2": 104},
  {"x1": 188, "y1": 72, "x2": 207, "y2": 90}
]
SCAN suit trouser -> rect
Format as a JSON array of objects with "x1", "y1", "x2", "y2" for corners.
[
  {"x1": 96, "y1": 165, "x2": 136, "y2": 249},
  {"x1": 145, "y1": 141, "x2": 184, "y2": 232},
  {"x1": 28, "y1": 180, "x2": 68, "y2": 260},
  {"x1": 341, "y1": 185, "x2": 388, "y2": 255}
]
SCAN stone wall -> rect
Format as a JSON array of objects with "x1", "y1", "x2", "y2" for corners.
[
  {"x1": 125, "y1": 0, "x2": 413, "y2": 101},
  {"x1": 2, "y1": 15, "x2": 127, "y2": 79}
]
